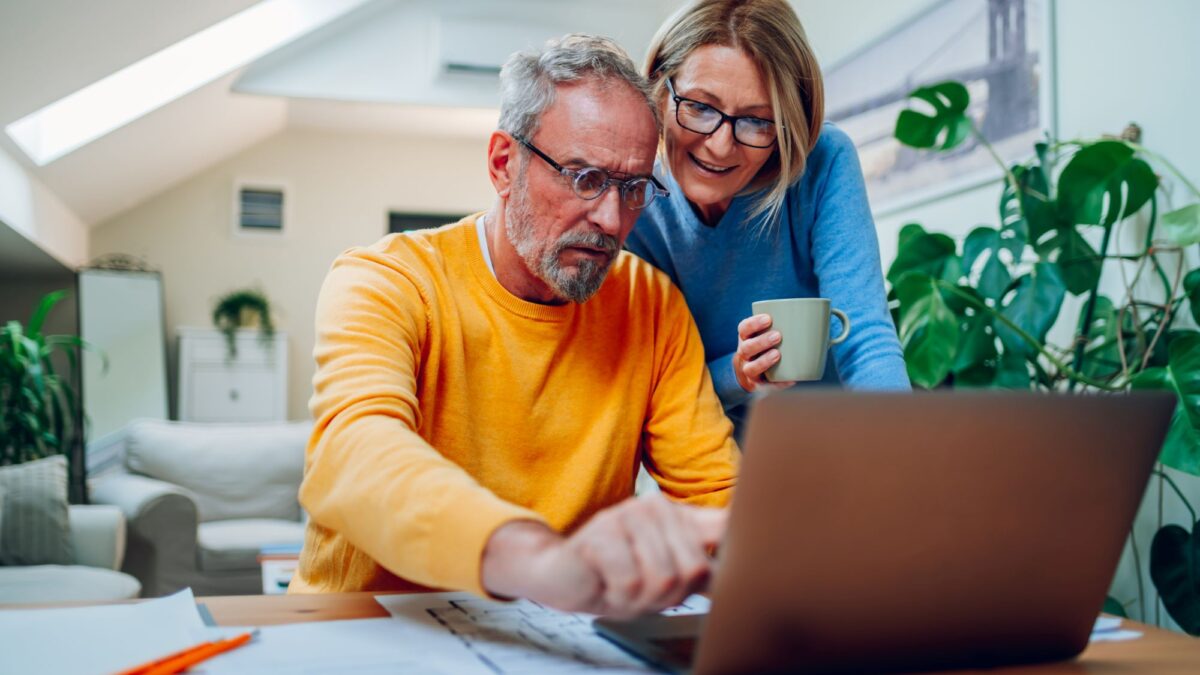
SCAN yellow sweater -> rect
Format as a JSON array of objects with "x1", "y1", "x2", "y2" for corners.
[{"x1": 292, "y1": 215, "x2": 738, "y2": 596}]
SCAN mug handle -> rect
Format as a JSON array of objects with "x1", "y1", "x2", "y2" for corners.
[{"x1": 830, "y1": 309, "x2": 851, "y2": 345}]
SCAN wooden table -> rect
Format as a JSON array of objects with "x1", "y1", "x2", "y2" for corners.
[{"x1": 197, "y1": 592, "x2": 1200, "y2": 673}]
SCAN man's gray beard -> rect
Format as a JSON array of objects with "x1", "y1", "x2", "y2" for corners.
[{"x1": 505, "y1": 178, "x2": 619, "y2": 303}]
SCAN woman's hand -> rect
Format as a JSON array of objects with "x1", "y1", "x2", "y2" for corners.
[{"x1": 732, "y1": 314, "x2": 796, "y2": 393}]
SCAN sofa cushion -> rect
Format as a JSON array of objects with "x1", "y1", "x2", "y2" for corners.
[
  {"x1": 0, "y1": 456, "x2": 72, "y2": 566},
  {"x1": 124, "y1": 419, "x2": 308, "y2": 523},
  {"x1": 196, "y1": 518, "x2": 306, "y2": 573},
  {"x1": 0, "y1": 564, "x2": 141, "y2": 602}
]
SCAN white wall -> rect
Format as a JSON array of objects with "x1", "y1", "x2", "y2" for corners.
[
  {"x1": 90, "y1": 129, "x2": 494, "y2": 421},
  {"x1": 0, "y1": 145, "x2": 89, "y2": 268}
]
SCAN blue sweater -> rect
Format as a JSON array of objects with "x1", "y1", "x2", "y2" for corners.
[{"x1": 627, "y1": 124, "x2": 909, "y2": 432}]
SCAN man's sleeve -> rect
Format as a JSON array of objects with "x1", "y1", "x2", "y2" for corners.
[
  {"x1": 641, "y1": 282, "x2": 740, "y2": 506},
  {"x1": 299, "y1": 249, "x2": 544, "y2": 595}
]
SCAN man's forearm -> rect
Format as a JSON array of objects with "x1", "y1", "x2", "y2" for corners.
[{"x1": 481, "y1": 520, "x2": 563, "y2": 599}]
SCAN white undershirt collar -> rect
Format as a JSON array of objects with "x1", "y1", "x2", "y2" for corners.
[{"x1": 476, "y1": 213, "x2": 497, "y2": 278}]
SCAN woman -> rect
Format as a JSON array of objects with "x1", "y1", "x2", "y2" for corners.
[{"x1": 626, "y1": 0, "x2": 910, "y2": 435}]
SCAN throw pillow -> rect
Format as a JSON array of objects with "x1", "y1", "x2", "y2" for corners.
[{"x1": 0, "y1": 455, "x2": 73, "y2": 565}]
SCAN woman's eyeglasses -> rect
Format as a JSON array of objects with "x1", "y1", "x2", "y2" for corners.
[{"x1": 667, "y1": 78, "x2": 778, "y2": 149}]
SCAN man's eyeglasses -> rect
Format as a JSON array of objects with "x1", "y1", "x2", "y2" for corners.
[
  {"x1": 512, "y1": 135, "x2": 669, "y2": 210},
  {"x1": 666, "y1": 78, "x2": 778, "y2": 149}
]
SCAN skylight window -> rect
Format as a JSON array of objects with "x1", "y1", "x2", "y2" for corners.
[{"x1": 5, "y1": 0, "x2": 370, "y2": 166}]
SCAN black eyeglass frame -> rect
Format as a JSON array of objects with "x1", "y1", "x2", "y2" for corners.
[
  {"x1": 511, "y1": 134, "x2": 669, "y2": 210},
  {"x1": 666, "y1": 78, "x2": 779, "y2": 149}
]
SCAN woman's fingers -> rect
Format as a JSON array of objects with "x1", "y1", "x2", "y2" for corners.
[{"x1": 737, "y1": 313, "x2": 772, "y2": 339}]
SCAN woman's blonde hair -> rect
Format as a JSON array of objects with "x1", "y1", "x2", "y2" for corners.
[{"x1": 645, "y1": 0, "x2": 824, "y2": 226}]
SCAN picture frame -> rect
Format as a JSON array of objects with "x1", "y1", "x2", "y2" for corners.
[{"x1": 824, "y1": 0, "x2": 1057, "y2": 216}]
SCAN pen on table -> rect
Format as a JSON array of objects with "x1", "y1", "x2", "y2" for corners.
[{"x1": 115, "y1": 629, "x2": 258, "y2": 675}]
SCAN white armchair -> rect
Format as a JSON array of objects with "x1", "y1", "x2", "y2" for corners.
[
  {"x1": 0, "y1": 504, "x2": 141, "y2": 603},
  {"x1": 89, "y1": 419, "x2": 309, "y2": 597}
]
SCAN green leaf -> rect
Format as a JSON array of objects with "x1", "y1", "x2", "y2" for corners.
[
  {"x1": 978, "y1": 255, "x2": 1012, "y2": 301},
  {"x1": 961, "y1": 227, "x2": 1012, "y2": 301},
  {"x1": 953, "y1": 314, "x2": 997, "y2": 376},
  {"x1": 898, "y1": 223, "x2": 925, "y2": 250},
  {"x1": 25, "y1": 290, "x2": 66, "y2": 337},
  {"x1": 1076, "y1": 296, "x2": 1122, "y2": 380},
  {"x1": 1163, "y1": 203, "x2": 1200, "y2": 246},
  {"x1": 1038, "y1": 227, "x2": 1101, "y2": 295},
  {"x1": 1006, "y1": 164, "x2": 1057, "y2": 249},
  {"x1": 962, "y1": 227, "x2": 1000, "y2": 272},
  {"x1": 895, "y1": 273, "x2": 960, "y2": 389},
  {"x1": 1150, "y1": 523, "x2": 1200, "y2": 635},
  {"x1": 992, "y1": 349, "x2": 1032, "y2": 389},
  {"x1": 887, "y1": 227, "x2": 962, "y2": 286},
  {"x1": 1058, "y1": 141, "x2": 1158, "y2": 226},
  {"x1": 996, "y1": 262, "x2": 1067, "y2": 357},
  {"x1": 894, "y1": 82, "x2": 972, "y2": 150},
  {"x1": 1132, "y1": 333, "x2": 1200, "y2": 475},
  {"x1": 1186, "y1": 269, "x2": 1200, "y2": 326},
  {"x1": 1102, "y1": 596, "x2": 1129, "y2": 618}
]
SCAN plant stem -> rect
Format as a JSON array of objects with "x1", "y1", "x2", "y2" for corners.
[
  {"x1": 1130, "y1": 525, "x2": 1147, "y2": 622},
  {"x1": 1153, "y1": 469, "x2": 1198, "y2": 522},
  {"x1": 934, "y1": 281, "x2": 1123, "y2": 390},
  {"x1": 1070, "y1": 218, "x2": 1117, "y2": 390},
  {"x1": 1157, "y1": 466, "x2": 1164, "y2": 626},
  {"x1": 1127, "y1": 142, "x2": 1200, "y2": 200},
  {"x1": 970, "y1": 125, "x2": 1028, "y2": 222},
  {"x1": 1144, "y1": 195, "x2": 1175, "y2": 296}
]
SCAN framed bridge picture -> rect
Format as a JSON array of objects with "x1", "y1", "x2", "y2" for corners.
[{"x1": 825, "y1": 0, "x2": 1055, "y2": 215}]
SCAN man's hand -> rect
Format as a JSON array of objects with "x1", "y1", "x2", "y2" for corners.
[{"x1": 481, "y1": 493, "x2": 727, "y2": 619}]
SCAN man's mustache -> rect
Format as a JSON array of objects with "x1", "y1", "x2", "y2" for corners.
[{"x1": 555, "y1": 229, "x2": 619, "y2": 259}]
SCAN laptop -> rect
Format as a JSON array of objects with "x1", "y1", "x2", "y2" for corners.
[{"x1": 595, "y1": 391, "x2": 1175, "y2": 674}]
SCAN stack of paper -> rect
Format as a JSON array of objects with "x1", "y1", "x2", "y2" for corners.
[{"x1": 0, "y1": 589, "x2": 215, "y2": 675}]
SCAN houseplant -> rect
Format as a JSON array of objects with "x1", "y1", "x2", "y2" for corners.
[
  {"x1": 0, "y1": 290, "x2": 100, "y2": 502},
  {"x1": 212, "y1": 288, "x2": 275, "y2": 360},
  {"x1": 887, "y1": 81, "x2": 1200, "y2": 633}
]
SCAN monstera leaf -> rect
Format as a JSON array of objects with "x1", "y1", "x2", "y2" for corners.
[
  {"x1": 1002, "y1": 159, "x2": 1056, "y2": 250},
  {"x1": 1132, "y1": 332, "x2": 1200, "y2": 475},
  {"x1": 1187, "y1": 269, "x2": 1200, "y2": 325},
  {"x1": 1151, "y1": 522, "x2": 1200, "y2": 635},
  {"x1": 1058, "y1": 141, "x2": 1158, "y2": 227},
  {"x1": 1163, "y1": 204, "x2": 1200, "y2": 246},
  {"x1": 887, "y1": 224, "x2": 962, "y2": 286},
  {"x1": 1075, "y1": 296, "x2": 1122, "y2": 380},
  {"x1": 962, "y1": 227, "x2": 1013, "y2": 301},
  {"x1": 995, "y1": 263, "x2": 1067, "y2": 357},
  {"x1": 952, "y1": 311, "x2": 1000, "y2": 387},
  {"x1": 895, "y1": 82, "x2": 972, "y2": 150},
  {"x1": 894, "y1": 273, "x2": 959, "y2": 389},
  {"x1": 1040, "y1": 226, "x2": 1102, "y2": 296}
]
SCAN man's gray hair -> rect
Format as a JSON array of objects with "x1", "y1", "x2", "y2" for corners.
[{"x1": 498, "y1": 33, "x2": 660, "y2": 140}]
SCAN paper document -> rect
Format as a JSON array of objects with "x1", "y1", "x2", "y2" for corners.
[
  {"x1": 194, "y1": 618, "x2": 442, "y2": 674},
  {"x1": 0, "y1": 588, "x2": 214, "y2": 675},
  {"x1": 375, "y1": 593, "x2": 711, "y2": 674},
  {"x1": 1090, "y1": 615, "x2": 1142, "y2": 642}
]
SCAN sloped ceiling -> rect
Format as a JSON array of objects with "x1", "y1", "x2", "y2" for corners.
[{"x1": 0, "y1": 0, "x2": 679, "y2": 228}]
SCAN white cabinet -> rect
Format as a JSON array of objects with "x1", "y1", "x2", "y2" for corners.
[{"x1": 177, "y1": 327, "x2": 288, "y2": 422}]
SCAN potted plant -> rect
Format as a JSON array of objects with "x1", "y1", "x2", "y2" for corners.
[
  {"x1": 0, "y1": 290, "x2": 100, "y2": 501},
  {"x1": 212, "y1": 288, "x2": 275, "y2": 360},
  {"x1": 887, "y1": 81, "x2": 1200, "y2": 633}
]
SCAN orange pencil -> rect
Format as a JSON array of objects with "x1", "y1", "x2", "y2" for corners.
[{"x1": 115, "y1": 630, "x2": 257, "y2": 675}]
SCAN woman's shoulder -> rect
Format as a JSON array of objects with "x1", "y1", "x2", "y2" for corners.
[
  {"x1": 786, "y1": 122, "x2": 861, "y2": 194},
  {"x1": 807, "y1": 122, "x2": 857, "y2": 168}
]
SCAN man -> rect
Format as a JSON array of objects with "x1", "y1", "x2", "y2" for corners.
[{"x1": 292, "y1": 34, "x2": 738, "y2": 619}]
